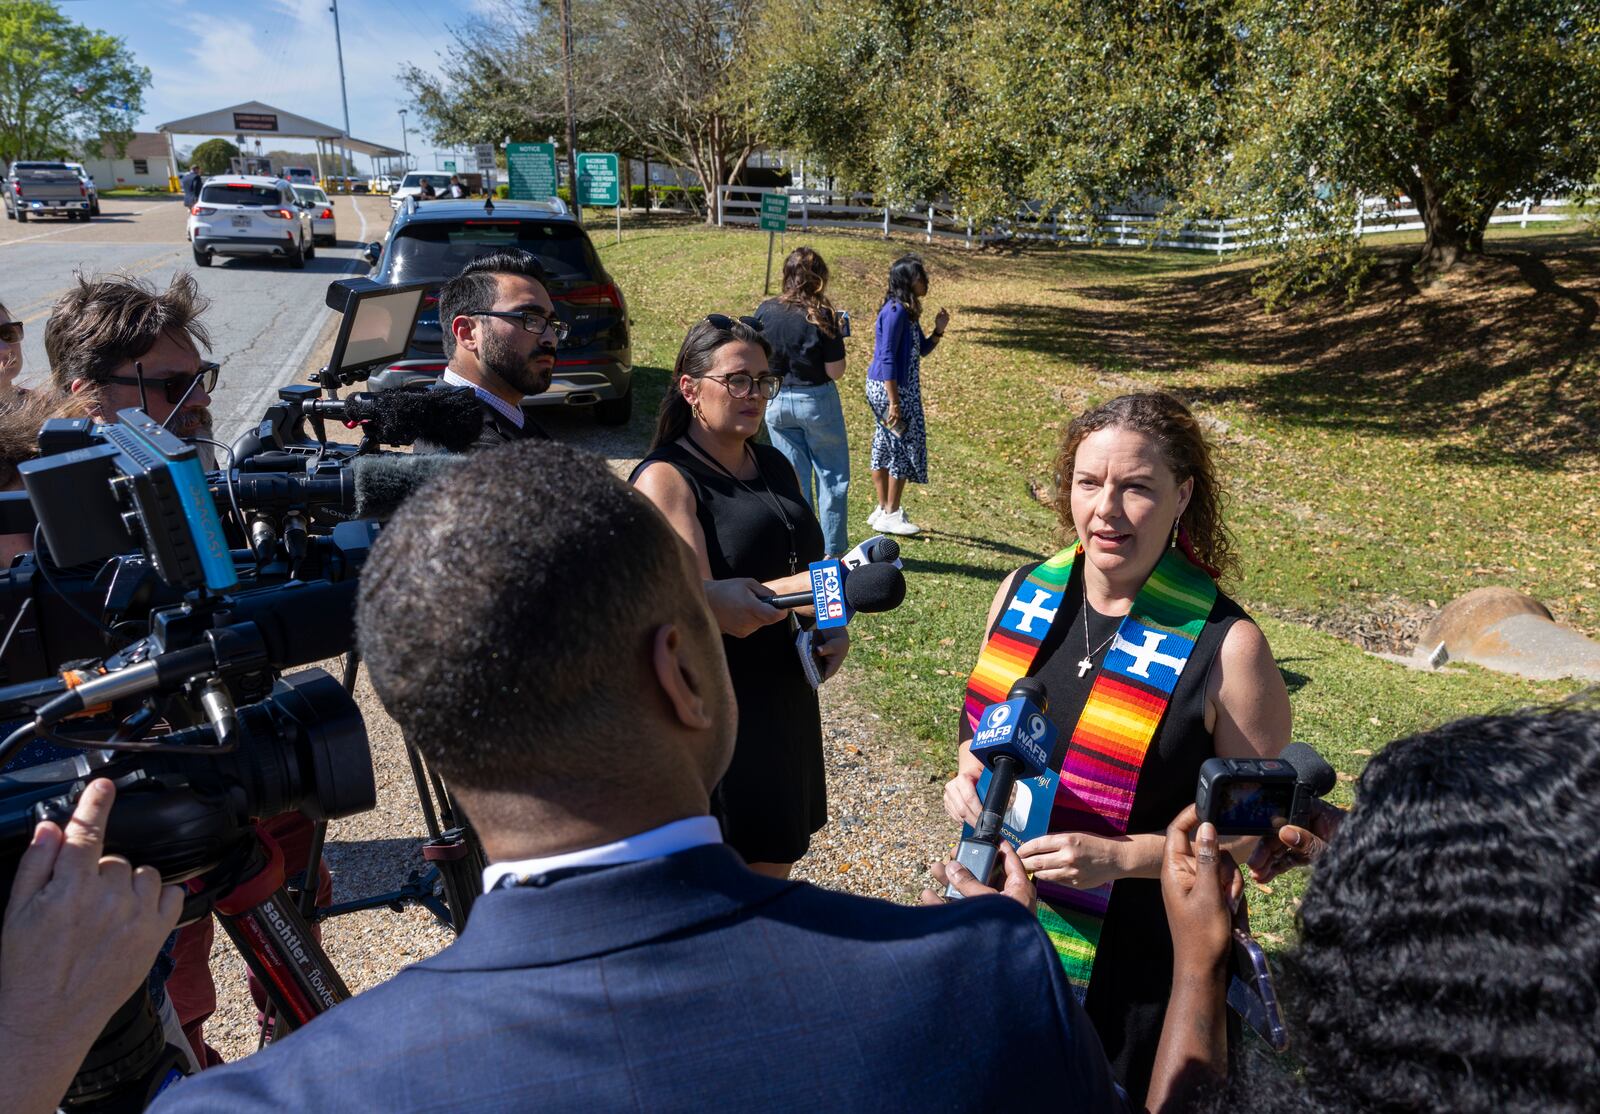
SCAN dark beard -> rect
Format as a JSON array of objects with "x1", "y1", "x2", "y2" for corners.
[
  {"x1": 480, "y1": 329, "x2": 553, "y2": 397},
  {"x1": 171, "y1": 405, "x2": 213, "y2": 438}
]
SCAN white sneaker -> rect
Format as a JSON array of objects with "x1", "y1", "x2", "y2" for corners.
[
  {"x1": 878, "y1": 508, "x2": 921, "y2": 536},
  {"x1": 867, "y1": 506, "x2": 885, "y2": 530}
]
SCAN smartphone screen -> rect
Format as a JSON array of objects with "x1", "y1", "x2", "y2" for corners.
[{"x1": 1227, "y1": 926, "x2": 1289, "y2": 1052}]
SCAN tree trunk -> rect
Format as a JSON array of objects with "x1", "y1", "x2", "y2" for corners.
[
  {"x1": 1415, "y1": 177, "x2": 1480, "y2": 275},
  {"x1": 703, "y1": 116, "x2": 722, "y2": 226}
]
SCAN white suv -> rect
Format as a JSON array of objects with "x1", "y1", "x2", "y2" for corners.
[
  {"x1": 188, "y1": 175, "x2": 315, "y2": 268},
  {"x1": 389, "y1": 172, "x2": 453, "y2": 210}
]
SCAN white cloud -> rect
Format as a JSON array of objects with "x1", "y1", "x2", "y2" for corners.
[{"x1": 135, "y1": 0, "x2": 455, "y2": 160}]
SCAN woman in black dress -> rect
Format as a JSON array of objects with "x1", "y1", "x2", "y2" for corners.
[
  {"x1": 633, "y1": 316, "x2": 850, "y2": 877},
  {"x1": 944, "y1": 392, "x2": 1292, "y2": 1104}
]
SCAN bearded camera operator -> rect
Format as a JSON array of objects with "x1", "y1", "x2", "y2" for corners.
[
  {"x1": 33, "y1": 272, "x2": 334, "y2": 1068},
  {"x1": 418, "y1": 248, "x2": 564, "y2": 451},
  {"x1": 45, "y1": 273, "x2": 218, "y2": 465}
]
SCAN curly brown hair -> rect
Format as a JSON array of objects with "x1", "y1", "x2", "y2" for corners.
[
  {"x1": 1051, "y1": 391, "x2": 1238, "y2": 581},
  {"x1": 777, "y1": 246, "x2": 838, "y2": 338}
]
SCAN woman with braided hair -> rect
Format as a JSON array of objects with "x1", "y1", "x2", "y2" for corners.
[{"x1": 945, "y1": 390, "x2": 1291, "y2": 1103}]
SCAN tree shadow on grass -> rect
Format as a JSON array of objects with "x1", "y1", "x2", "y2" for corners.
[{"x1": 975, "y1": 237, "x2": 1600, "y2": 470}]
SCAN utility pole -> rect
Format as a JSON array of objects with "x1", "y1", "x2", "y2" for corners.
[
  {"x1": 330, "y1": 0, "x2": 353, "y2": 184},
  {"x1": 559, "y1": 0, "x2": 581, "y2": 226},
  {"x1": 398, "y1": 108, "x2": 409, "y2": 173}
]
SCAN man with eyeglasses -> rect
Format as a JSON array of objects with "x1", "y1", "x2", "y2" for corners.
[
  {"x1": 44, "y1": 272, "x2": 218, "y2": 461},
  {"x1": 39, "y1": 271, "x2": 327, "y2": 1068},
  {"x1": 424, "y1": 248, "x2": 569, "y2": 452}
]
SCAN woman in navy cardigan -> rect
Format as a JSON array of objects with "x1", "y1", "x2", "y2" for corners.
[{"x1": 864, "y1": 254, "x2": 949, "y2": 536}]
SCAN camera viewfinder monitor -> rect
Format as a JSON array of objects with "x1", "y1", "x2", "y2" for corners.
[{"x1": 323, "y1": 278, "x2": 428, "y2": 378}]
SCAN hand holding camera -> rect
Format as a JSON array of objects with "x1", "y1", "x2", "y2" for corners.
[{"x1": 0, "y1": 779, "x2": 183, "y2": 1114}]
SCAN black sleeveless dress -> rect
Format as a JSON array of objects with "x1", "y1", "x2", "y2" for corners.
[
  {"x1": 991, "y1": 559, "x2": 1249, "y2": 1105},
  {"x1": 635, "y1": 441, "x2": 828, "y2": 864}
]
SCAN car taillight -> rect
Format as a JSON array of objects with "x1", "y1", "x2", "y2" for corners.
[
  {"x1": 264, "y1": 208, "x2": 294, "y2": 219},
  {"x1": 191, "y1": 205, "x2": 215, "y2": 216},
  {"x1": 422, "y1": 293, "x2": 439, "y2": 307},
  {"x1": 563, "y1": 283, "x2": 623, "y2": 309},
  {"x1": 320, "y1": 208, "x2": 333, "y2": 219},
  {"x1": 79, "y1": 185, "x2": 86, "y2": 197},
  {"x1": 12, "y1": 185, "x2": 20, "y2": 197}
]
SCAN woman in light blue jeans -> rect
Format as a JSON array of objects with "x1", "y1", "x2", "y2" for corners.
[{"x1": 754, "y1": 247, "x2": 851, "y2": 555}]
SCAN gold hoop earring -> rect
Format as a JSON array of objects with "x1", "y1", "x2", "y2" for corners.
[{"x1": 691, "y1": 399, "x2": 704, "y2": 422}]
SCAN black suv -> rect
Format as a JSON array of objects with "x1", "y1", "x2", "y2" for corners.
[{"x1": 364, "y1": 197, "x2": 633, "y2": 424}]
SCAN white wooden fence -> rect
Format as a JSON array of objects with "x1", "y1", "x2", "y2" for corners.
[{"x1": 715, "y1": 185, "x2": 1583, "y2": 253}]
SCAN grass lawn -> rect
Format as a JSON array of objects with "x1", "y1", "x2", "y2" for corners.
[{"x1": 593, "y1": 217, "x2": 1596, "y2": 937}]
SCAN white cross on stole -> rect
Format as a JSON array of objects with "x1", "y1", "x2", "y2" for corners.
[
  {"x1": 1112, "y1": 629, "x2": 1188, "y2": 679},
  {"x1": 1006, "y1": 588, "x2": 1060, "y2": 635}
]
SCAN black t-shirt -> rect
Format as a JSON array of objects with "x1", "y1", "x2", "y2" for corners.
[{"x1": 753, "y1": 299, "x2": 846, "y2": 387}]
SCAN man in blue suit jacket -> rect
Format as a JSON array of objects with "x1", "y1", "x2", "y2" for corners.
[{"x1": 151, "y1": 440, "x2": 1133, "y2": 1113}]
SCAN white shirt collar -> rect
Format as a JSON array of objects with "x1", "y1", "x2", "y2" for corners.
[
  {"x1": 442, "y1": 366, "x2": 524, "y2": 429},
  {"x1": 481, "y1": 816, "x2": 722, "y2": 893}
]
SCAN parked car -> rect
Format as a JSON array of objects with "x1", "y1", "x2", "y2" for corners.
[
  {"x1": 388, "y1": 172, "x2": 453, "y2": 210},
  {"x1": 62, "y1": 162, "x2": 100, "y2": 216},
  {"x1": 292, "y1": 185, "x2": 337, "y2": 245},
  {"x1": 369, "y1": 175, "x2": 396, "y2": 195},
  {"x1": 188, "y1": 175, "x2": 315, "y2": 268},
  {"x1": 4, "y1": 162, "x2": 93, "y2": 222},
  {"x1": 364, "y1": 196, "x2": 634, "y2": 425},
  {"x1": 280, "y1": 166, "x2": 317, "y2": 186}
]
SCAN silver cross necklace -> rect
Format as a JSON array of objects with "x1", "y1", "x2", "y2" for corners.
[{"x1": 1078, "y1": 600, "x2": 1121, "y2": 678}]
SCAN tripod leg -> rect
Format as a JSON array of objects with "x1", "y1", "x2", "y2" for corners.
[
  {"x1": 216, "y1": 887, "x2": 350, "y2": 1035},
  {"x1": 403, "y1": 738, "x2": 444, "y2": 839},
  {"x1": 212, "y1": 832, "x2": 349, "y2": 1037}
]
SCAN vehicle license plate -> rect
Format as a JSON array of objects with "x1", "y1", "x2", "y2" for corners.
[{"x1": 232, "y1": 214, "x2": 251, "y2": 228}]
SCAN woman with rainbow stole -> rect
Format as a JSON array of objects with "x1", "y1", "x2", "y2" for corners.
[{"x1": 945, "y1": 391, "x2": 1291, "y2": 1103}]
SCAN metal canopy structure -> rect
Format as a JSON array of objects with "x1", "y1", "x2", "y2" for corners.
[{"x1": 156, "y1": 100, "x2": 405, "y2": 181}]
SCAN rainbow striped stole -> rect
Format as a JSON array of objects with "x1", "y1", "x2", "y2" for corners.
[{"x1": 962, "y1": 543, "x2": 1217, "y2": 999}]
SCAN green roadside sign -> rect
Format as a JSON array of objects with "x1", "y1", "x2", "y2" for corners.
[
  {"x1": 759, "y1": 191, "x2": 790, "y2": 232},
  {"x1": 577, "y1": 152, "x2": 620, "y2": 206},
  {"x1": 442, "y1": 160, "x2": 456, "y2": 172},
  {"x1": 506, "y1": 142, "x2": 558, "y2": 200}
]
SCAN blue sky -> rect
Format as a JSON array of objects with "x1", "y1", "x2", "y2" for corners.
[{"x1": 66, "y1": 0, "x2": 483, "y2": 166}]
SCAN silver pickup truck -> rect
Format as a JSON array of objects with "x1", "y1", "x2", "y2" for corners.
[{"x1": 4, "y1": 161, "x2": 93, "y2": 222}]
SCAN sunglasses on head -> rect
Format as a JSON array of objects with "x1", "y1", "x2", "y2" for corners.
[
  {"x1": 103, "y1": 360, "x2": 221, "y2": 406},
  {"x1": 704, "y1": 313, "x2": 763, "y2": 332},
  {"x1": 0, "y1": 321, "x2": 22, "y2": 344}
]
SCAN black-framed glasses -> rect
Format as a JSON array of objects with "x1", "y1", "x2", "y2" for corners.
[
  {"x1": 472, "y1": 309, "x2": 570, "y2": 342},
  {"x1": 703, "y1": 372, "x2": 782, "y2": 400},
  {"x1": 0, "y1": 321, "x2": 22, "y2": 344},
  {"x1": 705, "y1": 313, "x2": 763, "y2": 332},
  {"x1": 104, "y1": 360, "x2": 220, "y2": 405}
]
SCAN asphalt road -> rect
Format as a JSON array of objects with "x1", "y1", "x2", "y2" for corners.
[{"x1": 3, "y1": 193, "x2": 383, "y2": 443}]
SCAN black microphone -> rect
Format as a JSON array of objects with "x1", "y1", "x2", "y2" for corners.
[
  {"x1": 766, "y1": 562, "x2": 906, "y2": 611},
  {"x1": 1281, "y1": 741, "x2": 1337, "y2": 797},
  {"x1": 947, "y1": 677, "x2": 1057, "y2": 897},
  {"x1": 350, "y1": 453, "x2": 465, "y2": 519},
  {"x1": 308, "y1": 387, "x2": 483, "y2": 452},
  {"x1": 840, "y1": 534, "x2": 900, "y2": 570}
]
